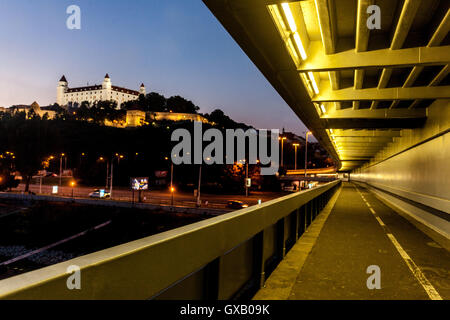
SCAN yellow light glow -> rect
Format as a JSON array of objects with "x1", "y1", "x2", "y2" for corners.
[
  {"x1": 281, "y1": 3, "x2": 297, "y2": 32},
  {"x1": 308, "y1": 72, "x2": 319, "y2": 94},
  {"x1": 293, "y1": 33, "x2": 307, "y2": 60},
  {"x1": 286, "y1": 37, "x2": 299, "y2": 61},
  {"x1": 320, "y1": 104, "x2": 326, "y2": 114}
]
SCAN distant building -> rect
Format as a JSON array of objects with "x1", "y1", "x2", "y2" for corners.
[
  {"x1": 149, "y1": 112, "x2": 209, "y2": 123},
  {"x1": 57, "y1": 74, "x2": 145, "y2": 108},
  {"x1": 126, "y1": 110, "x2": 146, "y2": 127},
  {"x1": 124, "y1": 110, "x2": 209, "y2": 127},
  {"x1": 8, "y1": 101, "x2": 56, "y2": 119}
]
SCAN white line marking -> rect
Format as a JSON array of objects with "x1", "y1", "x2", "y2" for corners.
[
  {"x1": 375, "y1": 216, "x2": 385, "y2": 226},
  {"x1": 354, "y1": 185, "x2": 442, "y2": 300},
  {"x1": 386, "y1": 233, "x2": 442, "y2": 300}
]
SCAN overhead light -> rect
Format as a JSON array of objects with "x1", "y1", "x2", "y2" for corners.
[
  {"x1": 281, "y1": 3, "x2": 297, "y2": 32},
  {"x1": 329, "y1": 129, "x2": 333, "y2": 134},
  {"x1": 293, "y1": 33, "x2": 307, "y2": 60},
  {"x1": 308, "y1": 71, "x2": 319, "y2": 94},
  {"x1": 286, "y1": 37, "x2": 299, "y2": 61},
  {"x1": 320, "y1": 104, "x2": 326, "y2": 114},
  {"x1": 281, "y1": 3, "x2": 307, "y2": 60}
]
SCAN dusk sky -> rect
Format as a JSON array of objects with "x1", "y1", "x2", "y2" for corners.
[{"x1": 0, "y1": 0, "x2": 309, "y2": 135}]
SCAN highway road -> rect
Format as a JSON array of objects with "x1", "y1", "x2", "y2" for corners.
[{"x1": 13, "y1": 184, "x2": 286, "y2": 209}]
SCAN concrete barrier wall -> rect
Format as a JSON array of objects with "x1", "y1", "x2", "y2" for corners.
[{"x1": 351, "y1": 99, "x2": 450, "y2": 238}]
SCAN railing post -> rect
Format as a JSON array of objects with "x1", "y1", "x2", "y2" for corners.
[
  {"x1": 306, "y1": 201, "x2": 312, "y2": 227},
  {"x1": 253, "y1": 231, "x2": 266, "y2": 289},
  {"x1": 203, "y1": 257, "x2": 221, "y2": 300},
  {"x1": 276, "y1": 218, "x2": 286, "y2": 258},
  {"x1": 295, "y1": 208, "x2": 300, "y2": 240},
  {"x1": 299, "y1": 205, "x2": 306, "y2": 236}
]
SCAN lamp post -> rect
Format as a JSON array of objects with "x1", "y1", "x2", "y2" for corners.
[
  {"x1": 304, "y1": 132, "x2": 312, "y2": 178},
  {"x1": 245, "y1": 159, "x2": 249, "y2": 197},
  {"x1": 110, "y1": 154, "x2": 124, "y2": 199},
  {"x1": 171, "y1": 186, "x2": 175, "y2": 206},
  {"x1": 293, "y1": 143, "x2": 300, "y2": 170},
  {"x1": 196, "y1": 164, "x2": 202, "y2": 207},
  {"x1": 280, "y1": 136, "x2": 287, "y2": 167},
  {"x1": 99, "y1": 157, "x2": 109, "y2": 189},
  {"x1": 59, "y1": 153, "x2": 65, "y2": 186},
  {"x1": 71, "y1": 181, "x2": 76, "y2": 198}
]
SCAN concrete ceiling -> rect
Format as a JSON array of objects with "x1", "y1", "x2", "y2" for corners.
[{"x1": 203, "y1": 0, "x2": 450, "y2": 171}]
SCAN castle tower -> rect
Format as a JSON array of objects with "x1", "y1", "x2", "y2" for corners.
[
  {"x1": 56, "y1": 75, "x2": 68, "y2": 106},
  {"x1": 139, "y1": 83, "x2": 146, "y2": 96},
  {"x1": 102, "y1": 74, "x2": 112, "y2": 101}
]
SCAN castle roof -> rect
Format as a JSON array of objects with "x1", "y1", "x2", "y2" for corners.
[
  {"x1": 60, "y1": 75, "x2": 67, "y2": 82},
  {"x1": 105, "y1": 73, "x2": 110, "y2": 79},
  {"x1": 67, "y1": 85, "x2": 102, "y2": 93},
  {"x1": 112, "y1": 86, "x2": 139, "y2": 96},
  {"x1": 140, "y1": 83, "x2": 145, "y2": 87}
]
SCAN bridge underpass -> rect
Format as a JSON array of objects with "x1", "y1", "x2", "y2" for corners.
[
  {"x1": 0, "y1": 0, "x2": 449, "y2": 300},
  {"x1": 202, "y1": 0, "x2": 450, "y2": 300}
]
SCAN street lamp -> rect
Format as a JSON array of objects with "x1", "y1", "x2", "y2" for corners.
[
  {"x1": 59, "y1": 153, "x2": 66, "y2": 186},
  {"x1": 305, "y1": 132, "x2": 312, "y2": 178},
  {"x1": 99, "y1": 157, "x2": 110, "y2": 189},
  {"x1": 171, "y1": 186, "x2": 175, "y2": 206},
  {"x1": 279, "y1": 136, "x2": 287, "y2": 167},
  {"x1": 196, "y1": 164, "x2": 202, "y2": 207},
  {"x1": 293, "y1": 143, "x2": 300, "y2": 170},
  {"x1": 70, "y1": 181, "x2": 76, "y2": 198},
  {"x1": 110, "y1": 154, "x2": 124, "y2": 198}
]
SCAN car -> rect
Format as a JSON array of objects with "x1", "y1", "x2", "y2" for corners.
[
  {"x1": 226, "y1": 200, "x2": 249, "y2": 209},
  {"x1": 89, "y1": 189, "x2": 111, "y2": 199},
  {"x1": 45, "y1": 172, "x2": 58, "y2": 177}
]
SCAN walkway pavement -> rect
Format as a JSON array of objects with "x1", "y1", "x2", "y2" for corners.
[{"x1": 255, "y1": 182, "x2": 450, "y2": 300}]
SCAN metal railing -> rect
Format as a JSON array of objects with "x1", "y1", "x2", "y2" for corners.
[{"x1": 0, "y1": 180, "x2": 341, "y2": 300}]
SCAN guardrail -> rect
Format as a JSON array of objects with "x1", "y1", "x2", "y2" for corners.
[{"x1": 0, "y1": 180, "x2": 341, "y2": 300}]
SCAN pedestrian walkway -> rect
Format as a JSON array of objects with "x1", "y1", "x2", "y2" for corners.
[{"x1": 255, "y1": 182, "x2": 450, "y2": 300}]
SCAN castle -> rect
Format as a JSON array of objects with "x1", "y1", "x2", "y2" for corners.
[{"x1": 56, "y1": 74, "x2": 145, "y2": 108}]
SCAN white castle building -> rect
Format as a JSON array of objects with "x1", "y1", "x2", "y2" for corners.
[{"x1": 56, "y1": 74, "x2": 146, "y2": 108}]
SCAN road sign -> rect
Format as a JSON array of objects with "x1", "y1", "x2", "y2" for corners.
[
  {"x1": 52, "y1": 186, "x2": 58, "y2": 194},
  {"x1": 131, "y1": 177, "x2": 149, "y2": 190},
  {"x1": 246, "y1": 178, "x2": 251, "y2": 187}
]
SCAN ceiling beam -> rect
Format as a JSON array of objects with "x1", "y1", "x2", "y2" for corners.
[
  {"x1": 372, "y1": 0, "x2": 422, "y2": 109},
  {"x1": 322, "y1": 108, "x2": 426, "y2": 119},
  {"x1": 297, "y1": 42, "x2": 449, "y2": 72},
  {"x1": 332, "y1": 130, "x2": 402, "y2": 137},
  {"x1": 354, "y1": 0, "x2": 374, "y2": 110},
  {"x1": 315, "y1": 0, "x2": 341, "y2": 110},
  {"x1": 391, "y1": 8, "x2": 450, "y2": 108},
  {"x1": 313, "y1": 83, "x2": 450, "y2": 102},
  {"x1": 332, "y1": 136, "x2": 394, "y2": 143}
]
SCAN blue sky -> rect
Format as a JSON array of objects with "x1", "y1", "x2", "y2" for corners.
[{"x1": 0, "y1": 0, "x2": 308, "y2": 135}]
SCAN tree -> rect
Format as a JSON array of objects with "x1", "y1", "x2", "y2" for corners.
[
  {"x1": 0, "y1": 154, "x2": 19, "y2": 191},
  {"x1": 0, "y1": 114, "x2": 59, "y2": 192},
  {"x1": 167, "y1": 96, "x2": 199, "y2": 114},
  {"x1": 146, "y1": 92, "x2": 167, "y2": 112}
]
